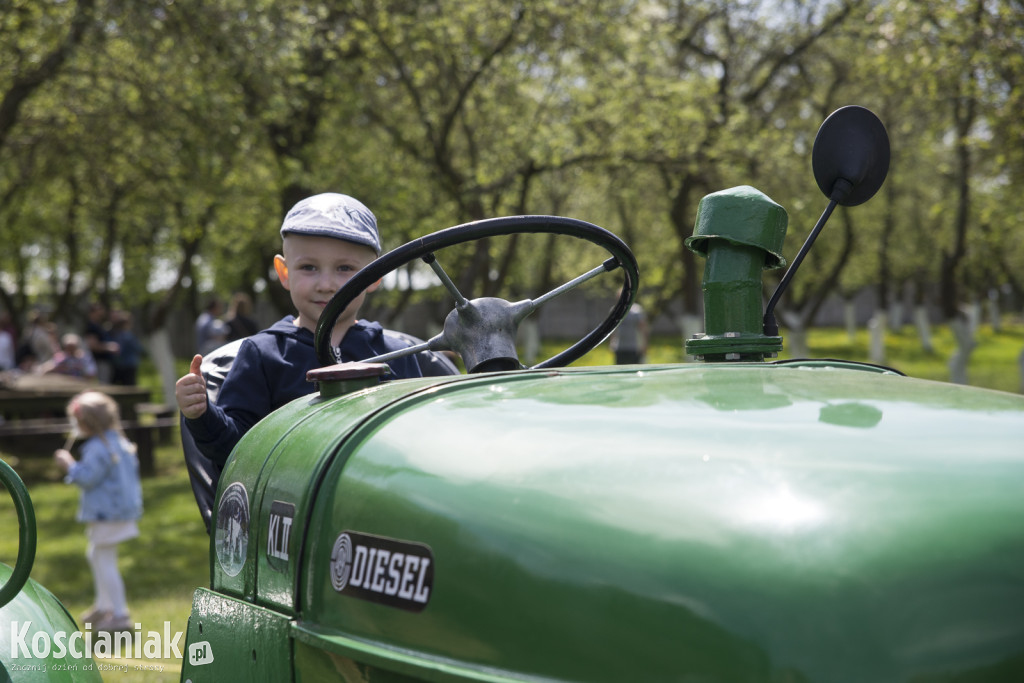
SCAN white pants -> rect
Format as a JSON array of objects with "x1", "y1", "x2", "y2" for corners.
[{"x1": 85, "y1": 521, "x2": 138, "y2": 619}]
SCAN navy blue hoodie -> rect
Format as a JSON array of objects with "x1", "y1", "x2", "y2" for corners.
[{"x1": 186, "y1": 315, "x2": 428, "y2": 464}]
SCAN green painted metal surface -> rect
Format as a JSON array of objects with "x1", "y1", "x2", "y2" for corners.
[
  {"x1": 209, "y1": 377, "x2": 461, "y2": 609},
  {"x1": 191, "y1": 363, "x2": 1024, "y2": 682},
  {"x1": 179, "y1": 587, "x2": 292, "y2": 682},
  {"x1": 0, "y1": 458, "x2": 36, "y2": 611},
  {"x1": 685, "y1": 187, "x2": 789, "y2": 360},
  {"x1": 685, "y1": 185, "x2": 789, "y2": 269}
]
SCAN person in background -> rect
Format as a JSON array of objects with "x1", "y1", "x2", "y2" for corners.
[
  {"x1": 53, "y1": 390, "x2": 143, "y2": 633},
  {"x1": 194, "y1": 298, "x2": 223, "y2": 354},
  {"x1": 199, "y1": 318, "x2": 230, "y2": 355},
  {"x1": 38, "y1": 333, "x2": 98, "y2": 379},
  {"x1": 0, "y1": 312, "x2": 15, "y2": 371},
  {"x1": 110, "y1": 310, "x2": 144, "y2": 386},
  {"x1": 609, "y1": 298, "x2": 649, "y2": 365},
  {"x1": 83, "y1": 303, "x2": 119, "y2": 383},
  {"x1": 17, "y1": 310, "x2": 58, "y2": 370},
  {"x1": 225, "y1": 292, "x2": 260, "y2": 342}
]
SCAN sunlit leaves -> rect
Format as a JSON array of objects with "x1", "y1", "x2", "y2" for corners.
[{"x1": 1, "y1": 0, "x2": 1022, "y2": 332}]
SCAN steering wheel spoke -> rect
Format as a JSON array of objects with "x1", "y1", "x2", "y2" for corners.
[
  {"x1": 361, "y1": 332, "x2": 449, "y2": 365},
  {"x1": 422, "y1": 253, "x2": 469, "y2": 308},
  {"x1": 519, "y1": 257, "x2": 622, "y2": 324}
]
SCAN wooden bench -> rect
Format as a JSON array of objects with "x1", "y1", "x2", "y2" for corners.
[
  {"x1": 0, "y1": 416, "x2": 179, "y2": 477},
  {"x1": 134, "y1": 402, "x2": 176, "y2": 444},
  {"x1": 0, "y1": 375, "x2": 171, "y2": 475}
]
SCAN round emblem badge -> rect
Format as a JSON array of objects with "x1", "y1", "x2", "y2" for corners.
[
  {"x1": 330, "y1": 533, "x2": 353, "y2": 591},
  {"x1": 214, "y1": 482, "x2": 250, "y2": 577}
]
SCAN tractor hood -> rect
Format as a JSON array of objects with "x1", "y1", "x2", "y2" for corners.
[{"x1": 208, "y1": 362, "x2": 1024, "y2": 682}]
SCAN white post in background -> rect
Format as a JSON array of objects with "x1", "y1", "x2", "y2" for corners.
[
  {"x1": 844, "y1": 300, "x2": 857, "y2": 344},
  {"x1": 781, "y1": 311, "x2": 808, "y2": 359},
  {"x1": 888, "y1": 300, "x2": 904, "y2": 332},
  {"x1": 967, "y1": 299, "x2": 982, "y2": 337},
  {"x1": 521, "y1": 318, "x2": 541, "y2": 365},
  {"x1": 987, "y1": 289, "x2": 1001, "y2": 333},
  {"x1": 914, "y1": 305, "x2": 934, "y2": 354},
  {"x1": 869, "y1": 311, "x2": 887, "y2": 365},
  {"x1": 1018, "y1": 347, "x2": 1024, "y2": 394},
  {"x1": 948, "y1": 313, "x2": 976, "y2": 386},
  {"x1": 678, "y1": 313, "x2": 703, "y2": 362},
  {"x1": 147, "y1": 328, "x2": 179, "y2": 408}
]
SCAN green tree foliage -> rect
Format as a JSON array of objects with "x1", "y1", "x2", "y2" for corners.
[
  {"x1": 0, "y1": 0, "x2": 97, "y2": 323},
  {"x1": 0, "y1": 0, "x2": 1021, "y2": 355}
]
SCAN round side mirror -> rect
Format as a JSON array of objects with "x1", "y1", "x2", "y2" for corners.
[{"x1": 812, "y1": 105, "x2": 890, "y2": 207}]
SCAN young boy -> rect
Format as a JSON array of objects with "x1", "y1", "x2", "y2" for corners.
[{"x1": 176, "y1": 192, "x2": 448, "y2": 466}]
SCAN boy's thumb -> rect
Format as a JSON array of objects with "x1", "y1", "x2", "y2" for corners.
[{"x1": 189, "y1": 354, "x2": 203, "y2": 377}]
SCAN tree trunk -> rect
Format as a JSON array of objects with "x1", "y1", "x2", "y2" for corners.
[
  {"x1": 148, "y1": 328, "x2": 180, "y2": 407},
  {"x1": 887, "y1": 300, "x2": 904, "y2": 332},
  {"x1": 0, "y1": 0, "x2": 96, "y2": 149},
  {"x1": 844, "y1": 300, "x2": 857, "y2": 343},
  {"x1": 939, "y1": 75, "x2": 978, "y2": 378},
  {"x1": 788, "y1": 327, "x2": 809, "y2": 359},
  {"x1": 987, "y1": 290, "x2": 1001, "y2": 332},
  {"x1": 869, "y1": 311, "x2": 887, "y2": 365},
  {"x1": 966, "y1": 299, "x2": 982, "y2": 337},
  {"x1": 678, "y1": 313, "x2": 702, "y2": 362},
  {"x1": 1018, "y1": 347, "x2": 1024, "y2": 394},
  {"x1": 948, "y1": 313, "x2": 975, "y2": 385},
  {"x1": 520, "y1": 318, "x2": 541, "y2": 365},
  {"x1": 914, "y1": 305, "x2": 934, "y2": 354},
  {"x1": 780, "y1": 311, "x2": 808, "y2": 359}
]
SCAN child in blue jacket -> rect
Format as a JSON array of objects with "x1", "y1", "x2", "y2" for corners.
[{"x1": 54, "y1": 390, "x2": 143, "y2": 633}]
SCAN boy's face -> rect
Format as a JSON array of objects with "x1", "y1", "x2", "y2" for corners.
[{"x1": 274, "y1": 234, "x2": 379, "y2": 335}]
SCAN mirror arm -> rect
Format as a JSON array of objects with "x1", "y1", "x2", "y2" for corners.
[
  {"x1": 762, "y1": 196, "x2": 840, "y2": 337},
  {"x1": 762, "y1": 105, "x2": 888, "y2": 337},
  {"x1": 829, "y1": 177, "x2": 854, "y2": 204}
]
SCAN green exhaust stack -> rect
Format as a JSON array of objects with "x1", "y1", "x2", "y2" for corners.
[{"x1": 684, "y1": 185, "x2": 788, "y2": 362}]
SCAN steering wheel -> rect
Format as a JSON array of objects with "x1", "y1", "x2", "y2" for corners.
[
  {"x1": 314, "y1": 215, "x2": 639, "y2": 373},
  {"x1": 0, "y1": 458, "x2": 36, "y2": 609}
]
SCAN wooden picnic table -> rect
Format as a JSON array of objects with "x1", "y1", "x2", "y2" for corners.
[
  {"x1": 0, "y1": 372, "x2": 173, "y2": 476},
  {"x1": 0, "y1": 373, "x2": 153, "y2": 421}
]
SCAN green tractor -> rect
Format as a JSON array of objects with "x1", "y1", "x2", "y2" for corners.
[{"x1": 169, "y1": 106, "x2": 1021, "y2": 682}]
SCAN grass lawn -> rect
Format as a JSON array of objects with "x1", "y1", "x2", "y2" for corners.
[
  {"x1": 782, "y1": 322, "x2": 1024, "y2": 393},
  {"x1": 566, "y1": 321, "x2": 1024, "y2": 394},
  {"x1": 1, "y1": 320, "x2": 1020, "y2": 681}
]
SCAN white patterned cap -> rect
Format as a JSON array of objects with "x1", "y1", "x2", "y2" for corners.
[{"x1": 280, "y1": 193, "x2": 380, "y2": 254}]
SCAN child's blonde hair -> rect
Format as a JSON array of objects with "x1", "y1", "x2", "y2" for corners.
[{"x1": 67, "y1": 391, "x2": 133, "y2": 459}]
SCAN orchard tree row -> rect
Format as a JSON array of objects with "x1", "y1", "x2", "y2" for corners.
[{"x1": 1, "y1": 0, "x2": 1022, "y2": 380}]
